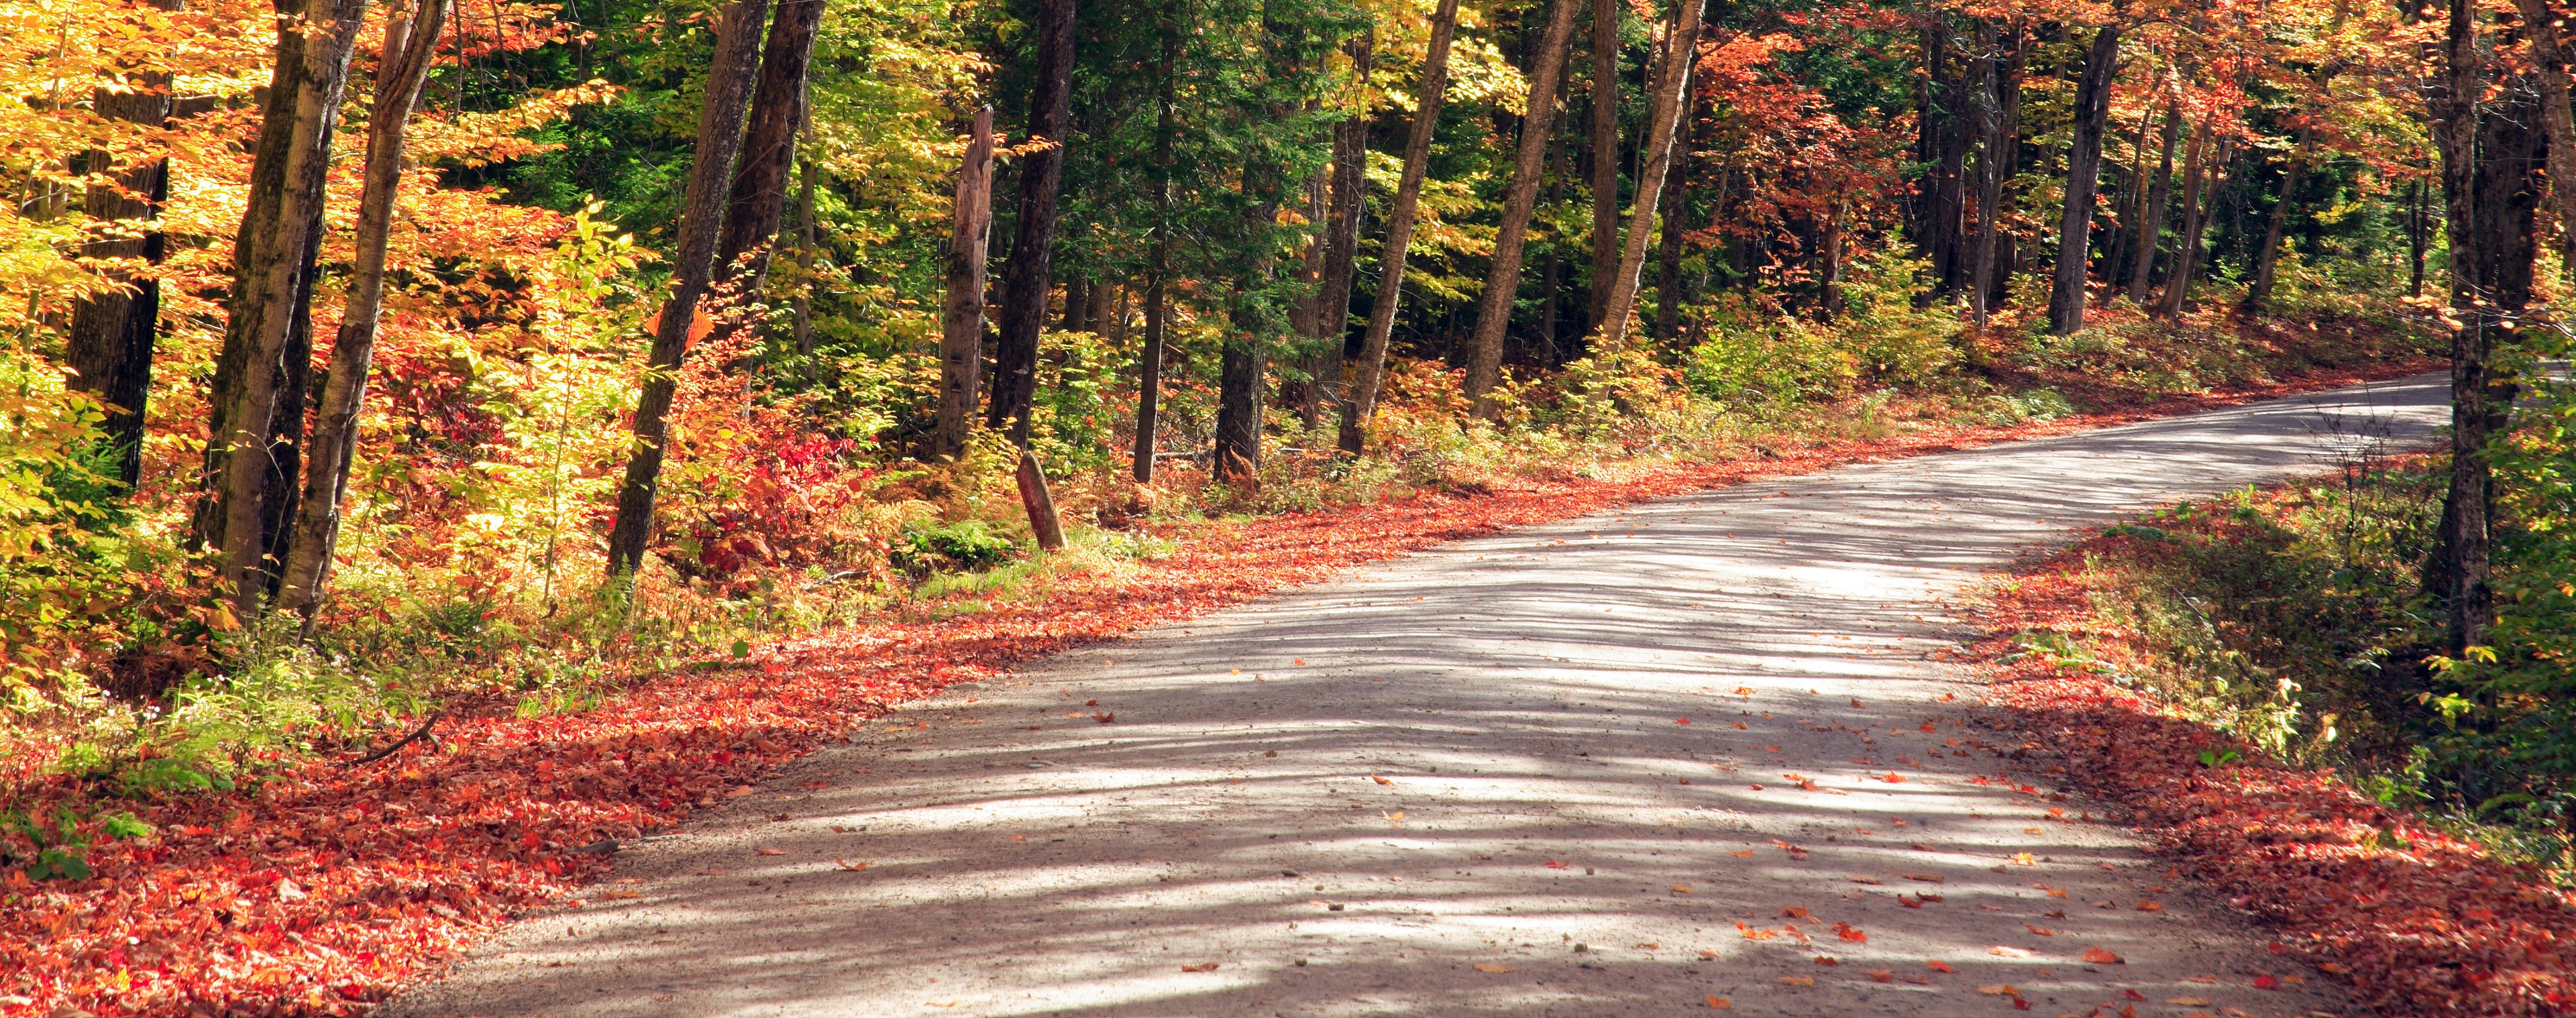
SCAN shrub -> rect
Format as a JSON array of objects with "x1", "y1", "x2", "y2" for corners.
[{"x1": 894, "y1": 520, "x2": 1024, "y2": 575}]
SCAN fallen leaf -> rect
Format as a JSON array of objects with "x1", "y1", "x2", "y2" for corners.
[
  {"x1": 1978, "y1": 984, "x2": 2021, "y2": 996},
  {"x1": 1472, "y1": 963, "x2": 1515, "y2": 973},
  {"x1": 1180, "y1": 962, "x2": 1219, "y2": 972},
  {"x1": 1849, "y1": 874, "x2": 1883, "y2": 884},
  {"x1": 2252, "y1": 975, "x2": 2279, "y2": 989},
  {"x1": 1882, "y1": 772, "x2": 1906, "y2": 783},
  {"x1": 1929, "y1": 961, "x2": 1954, "y2": 973},
  {"x1": 1780, "y1": 905, "x2": 1811, "y2": 919},
  {"x1": 2025, "y1": 925, "x2": 2054, "y2": 936},
  {"x1": 2165, "y1": 998, "x2": 2209, "y2": 1007},
  {"x1": 2135, "y1": 901, "x2": 2162, "y2": 912},
  {"x1": 1814, "y1": 955, "x2": 1839, "y2": 966},
  {"x1": 1780, "y1": 976, "x2": 1815, "y2": 986},
  {"x1": 1904, "y1": 872, "x2": 1945, "y2": 883},
  {"x1": 1676, "y1": 718, "x2": 1693, "y2": 725},
  {"x1": 1705, "y1": 996, "x2": 1731, "y2": 1009},
  {"x1": 1990, "y1": 946, "x2": 2033, "y2": 958},
  {"x1": 1672, "y1": 885, "x2": 1693, "y2": 894},
  {"x1": 1371, "y1": 775, "x2": 1393, "y2": 785},
  {"x1": 1731, "y1": 850, "x2": 1756, "y2": 858},
  {"x1": 835, "y1": 859, "x2": 868, "y2": 871},
  {"x1": 1834, "y1": 922, "x2": 1867, "y2": 943},
  {"x1": 2082, "y1": 947, "x2": 2123, "y2": 964},
  {"x1": 1544, "y1": 860, "x2": 1569, "y2": 868},
  {"x1": 756, "y1": 848, "x2": 786, "y2": 856},
  {"x1": 1868, "y1": 969, "x2": 1894, "y2": 982}
]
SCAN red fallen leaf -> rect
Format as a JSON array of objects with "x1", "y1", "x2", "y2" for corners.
[
  {"x1": 1833, "y1": 922, "x2": 1867, "y2": 943},
  {"x1": 2265, "y1": 941, "x2": 2289, "y2": 955},
  {"x1": 1293, "y1": 659, "x2": 1306, "y2": 665},
  {"x1": 1900, "y1": 896, "x2": 1923, "y2": 908},
  {"x1": 2012, "y1": 997, "x2": 2031, "y2": 1011},
  {"x1": 1544, "y1": 860, "x2": 1568, "y2": 868},
  {"x1": 2122, "y1": 989, "x2": 2146, "y2": 1001},
  {"x1": 2025, "y1": 924, "x2": 2053, "y2": 936},
  {"x1": 1929, "y1": 960, "x2": 1953, "y2": 972},
  {"x1": 2084, "y1": 947, "x2": 2123, "y2": 964},
  {"x1": 1882, "y1": 772, "x2": 1905, "y2": 783},
  {"x1": 1085, "y1": 699, "x2": 1098, "y2": 706},
  {"x1": 2253, "y1": 975, "x2": 2279, "y2": 989},
  {"x1": 1093, "y1": 712, "x2": 1115, "y2": 724},
  {"x1": 1676, "y1": 718, "x2": 1692, "y2": 725},
  {"x1": 1868, "y1": 969, "x2": 1894, "y2": 982}
]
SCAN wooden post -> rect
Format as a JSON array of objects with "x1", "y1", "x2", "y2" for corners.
[
  {"x1": 936, "y1": 106, "x2": 997, "y2": 459},
  {"x1": 1016, "y1": 451, "x2": 1067, "y2": 551}
]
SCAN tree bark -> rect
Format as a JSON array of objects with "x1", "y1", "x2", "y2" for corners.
[
  {"x1": 1336, "y1": 0, "x2": 1460, "y2": 454},
  {"x1": 2243, "y1": 139, "x2": 2308, "y2": 312},
  {"x1": 1285, "y1": 164, "x2": 1327, "y2": 419},
  {"x1": 1593, "y1": 0, "x2": 1702, "y2": 353},
  {"x1": 2045, "y1": 22, "x2": 2119, "y2": 335},
  {"x1": 792, "y1": 156, "x2": 817, "y2": 375},
  {"x1": 2125, "y1": 97, "x2": 2180, "y2": 303},
  {"x1": 1652, "y1": 134, "x2": 1687, "y2": 340},
  {"x1": 2155, "y1": 115, "x2": 2216, "y2": 318},
  {"x1": 714, "y1": 0, "x2": 824, "y2": 304},
  {"x1": 1968, "y1": 21, "x2": 2007, "y2": 329},
  {"x1": 1585, "y1": 0, "x2": 1621, "y2": 333},
  {"x1": 2515, "y1": 0, "x2": 2576, "y2": 271},
  {"x1": 2428, "y1": 0, "x2": 2491, "y2": 651},
  {"x1": 215, "y1": 0, "x2": 370, "y2": 617},
  {"x1": 986, "y1": 0, "x2": 1079, "y2": 447},
  {"x1": 1310, "y1": 32, "x2": 1372, "y2": 429},
  {"x1": 1462, "y1": 0, "x2": 1579, "y2": 415},
  {"x1": 276, "y1": 0, "x2": 448, "y2": 618},
  {"x1": 935, "y1": 106, "x2": 997, "y2": 459},
  {"x1": 1133, "y1": 27, "x2": 1177, "y2": 484},
  {"x1": 64, "y1": 0, "x2": 182, "y2": 490},
  {"x1": 602, "y1": 0, "x2": 772, "y2": 586}
]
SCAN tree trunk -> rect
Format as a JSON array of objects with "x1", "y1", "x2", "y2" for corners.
[
  {"x1": 1309, "y1": 33, "x2": 1372, "y2": 429},
  {"x1": 1652, "y1": 139, "x2": 1687, "y2": 341},
  {"x1": 1585, "y1": 0, "x2": 1621, "y2": 333},
  {"x1": 2515, "y1": 0, "x2": 2576, "y2": 270},
  {"x1": 2045, "y1": 23, "x2": 2119, "y2": 336},
  {"x1": 2125, "y1": 97, "x2": 2180, "y2": 303},
  {"x1": 935, "y1": 106, "x2": 997, "y2": 459},
  {"x1": 1133, "y1": 29, "x2": 1177, "y2": 484},
  {"x1": 1968, "y1": 22, "x2": 2008, "y2": 329},
  {"x1": 2243, "y1": 140, "x2": 2308, "y2": 312},
  {"x1": 2155, "y1": 115, "x2": 2216, "y2": 318},
  {"x1": 2408, "y1": 178, "x2": 2428, "y2": 298},
  {"x1": 1817, "y1": 204, "x2": 1844, "y2": 321},
  {"x1": 215, "y1": 0, "x2": 370, "y2": 617},
  {"x1": 64, "y1": 0, "x2": 182, "y2": 490},
  {"x1": 1285, "y1": 164, "x2": 1327, "y2": 419},
  {"x1": 1336, "y1": 0, "x2": 1461, "y2": 454},
  {"x1": 1593, "y1": 0, "x2": 1702, "y2": 353},
  {"x1": 1462, "y1": 0, "x2": 1579, "y2": 415},
  {"x1": 2428, "y1": 0, "x2": 2491, "y2": 651},
  {"x1": 275, "y1": 0, "x2": 447, "y2": 618},
  {"x1": 1929, "y1": 22, "x2": 1975, "y2": 295},
  {"x1": 792, "y1": 156, "x2": 817, "y2": 376},
  {"x1": 602, "y1": 0, "x2": 772, "y2": 586},
  {"x1": 713, "y1": 0, "x2": 823, "y2": 305},
  {"x1": 985, "y1": 0, "x2": 1078, "y2": 446}
]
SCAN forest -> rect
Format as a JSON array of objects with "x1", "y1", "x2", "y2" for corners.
[{"x1": 4, "y1": 0, "x2": 2576, "y2": 1009}]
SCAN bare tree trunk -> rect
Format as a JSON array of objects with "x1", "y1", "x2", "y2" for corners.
[
  {"x1": 2155, "y1": 115, "x2": 2216, "y2": 318},
  {"x1": 985, "y1": 0, "x2": 1079, "y2": 446},
  {"x1": 1284, "y1": 164, "x2": 1327, "y2": 417},
  {"x1": 64, "y1": 0, "x2": 182, "y2": 490},
  {"x1": 1817, "y1": 204, "x2": 1844, "y2": 321},
  {"x1": 2125, "y1": 97, "x2": 2180, "y2": 303},
  {"x1": 2045, "y1": 23, "x2": 2119, "y2": 336},
  {"x1": 1462, "y1": 0, "x2": 1579, "y2": 415},
  {"x1": 2429, "y1": 0, "x2": 2489, "y2": 651},
  {"x1": 1337, "y1": 0, "x2": 1461, "y2": 454},
  {"x1": 792, "y1": 157, "x2": 817, "y2": 376},
  {"x1": 2243, "y1": 139, "x2": 2308, "y2": 312},
  {"x1": 602, "y1": 0, "x2": 772, "y2": 586},
  {"x1": 1593, "y1": 0, "x2": 1702, "y2": 353},
  {"x1": 1652, "y1": 141, "x2": 1687, "y2": 340},
  {"x1": 275, "y1": 0, "x2": 447, "y2": 618},
  {"x1": 2515, "y1": 0, "x2": 2576, "y2": 270},
  {"x1": 935, "y1": 107, "x2": 996, "y2": 459},
  {"x1": 2408, "y1": 178, "x2": 2428, "y2": 298},
  {"x1": 1536, "y1": 125, "x2": 1568, "y2": 367},
  {"x1": 1968, "y1": 21, "x2": 2004, "y2": 330},
  {"x1": 1585, "y1": 0, "x2": 1621, "y2": 333},
  {"x1": 1133, "y1": 29, "x2": 1177, "y2": 484},
  {"x1": 216, "y1": 0, "x2": 370, "y2": 617},
  {"x1": 1310, "y1": 32, "x2": 1371, "y2": 429},
  {"x1": 714, "y1": 0, "x2": 824, "y2": 304}
]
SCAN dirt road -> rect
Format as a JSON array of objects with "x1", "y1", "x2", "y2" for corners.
[{"x1": 387, "y1": 374, "x2": 2443, "y2": 1017}]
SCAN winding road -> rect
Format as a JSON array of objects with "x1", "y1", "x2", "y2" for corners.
[{"x1": 387, "y1": 373, "x2": 2445, "y2": 1017}]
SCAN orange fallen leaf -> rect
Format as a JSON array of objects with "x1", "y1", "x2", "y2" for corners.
[
  {"x1": 1472, "y1": 963, "x2": 1515, "y2": 973},
  {"x1": 1814, "y1": 955, "x2": 1839, "y2": 966},
  {"x1": 1904, "y1": 872, "x2": 1945, "y2": 883},
  {"x1": 1180, "y1": 962, "x2": 1219, "y2": 972},
  {"x1": 2135, "y1": 901, "x2": 2163, "y2": 912},
  {"x1": 2025, "y1": 924, "x2": 2054, "y2": 936},
  {"x1": 1868, "y1": 969, "x2": 1894, "y2": 982},
  {"x1": 1882, "y1": 772, "x2": 1905, "y2": 783},
  {"x1": 2166, "y1": 998, "x2": 2210, "y2": 1007},
  {"x1": 1371, "y1": 775, "x2": 1393, "y2": 785},
  {"x1": 2082, "y1": 947, "x2": 2123, "y2": 964},
  {"x1": 1977, "y1": 984, "x2": 2020, "y2": 995},
  {"x1": 1731, "y1": 850, "x2": 1756, "y2": 858},
  {"x1": 1929, "y1": 960, "x2": 1953, "y2": 972},
  {"x1": 1780, "y1": 905, "x2": 1811, "y2": 919},
  {"x1": 835, "y1": 859, "x2": 868, "y2": 871},
  {"x1": 1705, "y1": 996, "x2": 1731, "y2": 1009},
  {"x1": 1672, "y1": 885, "x2": 1693, "y2": 894},
  {"x1": 1833, "y1": 922, "x2": 1867, "y2": 942},
  {"x1": 1780, "y1": 976, "x2": 1815, "y2": 986},
  {"x1": 755, "y1": 848, "x2": 786, "y2": 856}
]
